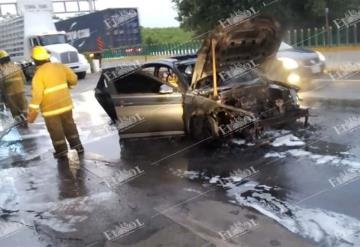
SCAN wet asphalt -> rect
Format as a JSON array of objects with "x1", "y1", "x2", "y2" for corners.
[{"x1": 0, "y1": 73, "x2": 359, "y2": 247}]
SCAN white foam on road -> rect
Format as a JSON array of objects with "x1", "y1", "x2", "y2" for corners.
[
  {"x1": 227, "y1": 182, "x2": 360, "y2": 247},
  {"x1": 265, "y1": 148, "x2": 360, "y2": 170},
  {"x1": 271, "y1": 134, "x2": 305, "y2": 147}
]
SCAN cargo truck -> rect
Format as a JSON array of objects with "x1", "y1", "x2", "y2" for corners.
[
  {"x1": 0, "y1": 0, "x2": 90, "y2": 80},
  {"x1": 55, "y1": 8, "x2": 141, "y2": 55}
]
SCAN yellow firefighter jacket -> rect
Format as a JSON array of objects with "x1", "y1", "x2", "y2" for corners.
[
  {"x1": 0, "y1": 62, "x2": 25, "y2": 95},
  {"x1": 29, "y1": 62, "x2": 78, "y2": 117}
]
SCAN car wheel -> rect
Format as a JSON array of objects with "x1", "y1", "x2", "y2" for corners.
[{"x1": 77, "y1": 72, "x2": 87, "y2": 80}]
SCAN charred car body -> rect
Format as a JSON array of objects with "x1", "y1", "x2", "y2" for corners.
[{"x1": 95, "y1": 16, "x2": 309, "y2": 142}]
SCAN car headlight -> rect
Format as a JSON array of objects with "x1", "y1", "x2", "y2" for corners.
[
  {"x1": 287, "y1": 73, "x2": 301, "y2": 86},
  {"x1": 316, "y1": 51, "x2": 326, "y2": 62},
  {"x1": 278, "y1": 57, "x2": 299, "y2": 70}
]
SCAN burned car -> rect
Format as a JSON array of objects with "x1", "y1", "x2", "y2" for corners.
[{"x1": 95, "y1": 16, "x2": 309, "y2": 142}]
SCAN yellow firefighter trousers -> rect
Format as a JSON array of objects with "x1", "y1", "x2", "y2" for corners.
[
  {"x1": 6, "y1": 92, "x2": 27, "y2": 119},
  {"x1": 44, "y1": 110, "x2": 83, "y2": 157}
]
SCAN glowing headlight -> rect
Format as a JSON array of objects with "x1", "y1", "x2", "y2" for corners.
[
  {"x1": 287, "y1": 73, "x2": 301, "y2": 86},
  {"x1": 316, "y1": 51, "x2": 326, "y2": 62},
  {"x1": 278, "y1": 57, "x2": 299, "y2": 70}
]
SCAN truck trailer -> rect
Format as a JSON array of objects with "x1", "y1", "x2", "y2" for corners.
[
  {"x1": 0, "y1": 0, "x2": 90, "y2": 79},
  {"x1": 55, "y1": 8, "x2": 141, "y2": 54}
]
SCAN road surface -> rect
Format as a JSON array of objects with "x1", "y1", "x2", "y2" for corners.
[{"x1": 0, "y1": 73, "x2": 359, "y2": 247}]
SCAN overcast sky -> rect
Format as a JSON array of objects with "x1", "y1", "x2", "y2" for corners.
[
  {"x1": 0, "y1": 0, "x2": 180, "y2": 27},
  {"x1": 94, "y1": 0, "x2": 180, "y2": 27}
]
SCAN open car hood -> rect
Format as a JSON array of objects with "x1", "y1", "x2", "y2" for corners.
[{"x1": 191, "y1": 15, "x2": 282, "y2": 87}]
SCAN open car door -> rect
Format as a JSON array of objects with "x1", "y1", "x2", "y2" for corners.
[{"x1": 96, "y1": 68, "x2": 185, "y2": 139}]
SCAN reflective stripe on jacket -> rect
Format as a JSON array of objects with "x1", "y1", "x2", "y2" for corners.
[
  {"x1": 0, "y1": 62, "x2": 26, "y2": 95},
  {"x1": 29, "y1": 62, "x2": 78, "y2": 117}
]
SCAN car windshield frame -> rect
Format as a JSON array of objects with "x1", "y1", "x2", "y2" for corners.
[
  {"x1": 39, "y1": 34, "x2": 67, "y2": 46},
  {"x1": 194, "y1": 69, "x2": 264, "y2": 90}
]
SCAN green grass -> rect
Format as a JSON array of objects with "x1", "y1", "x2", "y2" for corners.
[{"x1": 141, "y1": 27, "x2": 194, "y2": 45}]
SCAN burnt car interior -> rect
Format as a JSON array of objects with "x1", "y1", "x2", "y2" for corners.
[{"x1": 113, "y1": 72, "x2": 162, "y2": 94}]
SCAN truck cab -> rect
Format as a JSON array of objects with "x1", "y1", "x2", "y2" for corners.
[{"x1": 28, "y1": 32, "x2": 89, "y2": 79}]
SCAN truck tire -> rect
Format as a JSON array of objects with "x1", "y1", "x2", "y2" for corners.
[{"x1": 77, "y1": 72, "x2": 86, "y2": 80}]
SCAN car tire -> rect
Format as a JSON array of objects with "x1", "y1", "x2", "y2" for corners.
[
  {"x1": 190, "y1": 115, "x2": 214, "y2": 142},
  {"x1": 77, "y1": 72, "x2": 87, "y2": 80}
]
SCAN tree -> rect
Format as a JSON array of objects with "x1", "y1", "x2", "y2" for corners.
[{"x1": 172, "y1": 0, "x2": 359, "y2": 34}]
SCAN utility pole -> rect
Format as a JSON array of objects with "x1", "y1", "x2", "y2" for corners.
[
  {"x1": 88, "y1": 0, "x2": 95, "y2": 12},
  {"x1": 325, "y1": 7, "x2": 330, "y2": 45}
]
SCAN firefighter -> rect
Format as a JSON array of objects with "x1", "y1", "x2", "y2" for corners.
[
  {"x1": 27, "y1": 46, "x2": 84, "y2": 159},
  {"x1": 0, "y1": 50, "x2": 28, "y2": 124}
]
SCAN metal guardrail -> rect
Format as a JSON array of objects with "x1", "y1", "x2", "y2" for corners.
[
  {"x1": 285, "y1": 24, "x2": 360, "y2": 48},
  {"x1": 102, "y1": 40, "x2": 203, "y2": 59},
  {"x1": 102, "y1": 25, "x2": 360, "y2": 59}
]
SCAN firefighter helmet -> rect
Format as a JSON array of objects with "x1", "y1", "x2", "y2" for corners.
[
  {"x1": 0, "y1": 50, "x2": 10, "y2": 64},
  {"x1": 32, "y1": 46, "x2": 50, "y2": 61}
]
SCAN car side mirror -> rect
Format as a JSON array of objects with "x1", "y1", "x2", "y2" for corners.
[{"x1": 159, "y1": 84, "x2": 174, "y2": 94}]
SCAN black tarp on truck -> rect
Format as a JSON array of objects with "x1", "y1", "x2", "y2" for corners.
[{"x1": 55, "y1": 8, "x2": 141, "y2": 53}]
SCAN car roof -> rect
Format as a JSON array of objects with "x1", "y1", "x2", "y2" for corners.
[
  {"x1": 144, "y1": 56, "x2": 196, "y2": 68},
  {"x1": 170, "y1": 54, "x2": 197, "y2": 60},
  {"x1": 177, "y1": 58, "x2": 196, "y2": 66}
]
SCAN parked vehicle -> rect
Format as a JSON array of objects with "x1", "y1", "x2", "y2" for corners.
[
  {"x1": 95, "y1": 16, "x2": 309, "y2": 143},
  {"x1": 55, "y1": 8, "x2": 141, "y2": 55},
  {"x1": 0, "y1": 0, "x2": 89, "y2": 80}
]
